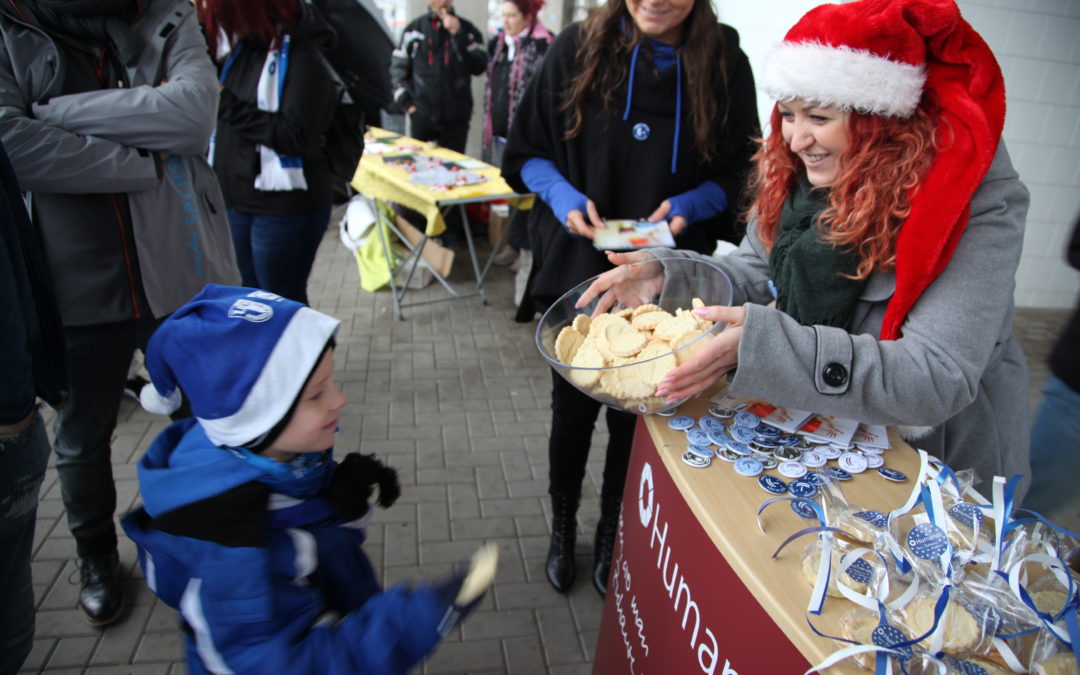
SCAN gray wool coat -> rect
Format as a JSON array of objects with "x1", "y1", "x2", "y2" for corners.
[{"x1": 660, "y1": 142, "x2": 1031, "y2": 499}]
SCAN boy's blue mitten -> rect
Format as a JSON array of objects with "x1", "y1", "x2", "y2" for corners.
[{"x1": 322, "y1": 453, "x2": 401, "y2": 520}]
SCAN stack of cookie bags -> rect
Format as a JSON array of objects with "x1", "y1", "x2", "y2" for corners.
[{"x1": 768, "y1": 449, "x2": 1078, "y2": 673}]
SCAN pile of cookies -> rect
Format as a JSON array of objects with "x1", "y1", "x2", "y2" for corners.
[{"x1": 553, "y1": 300, "x2": 714, "y2": 413}]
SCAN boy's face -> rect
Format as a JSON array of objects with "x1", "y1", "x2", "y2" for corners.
[{"x1": 263, "y1": 349, "x2": 347, "y2": 461}]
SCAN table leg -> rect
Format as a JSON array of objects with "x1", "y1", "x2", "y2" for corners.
[
  {"x1": 458, "y1": 203, "x2": 487, "y2": 305},
  {"x1": 374, "y1": 199, "x2": 405, "y2": 320}
]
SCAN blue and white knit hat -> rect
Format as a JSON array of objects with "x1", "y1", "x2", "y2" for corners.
[{"x1": 140, "y1": 285, "x2": 340, "y2": 448}]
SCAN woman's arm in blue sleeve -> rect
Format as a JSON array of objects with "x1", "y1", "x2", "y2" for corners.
[
  {"x1": 665, "y1": 180, "x2": 728, "y2": 225},
  {"x1": 520, "y1": 157, "x2": 588, "y2": 228}
]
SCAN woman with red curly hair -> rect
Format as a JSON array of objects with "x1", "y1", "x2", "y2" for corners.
[
  {"x1": 585, "y1": 0, "x2": 1032, "y2": 499},
  {"x1": 199, "y1": 0, "x2": 339, "y2": 306}
]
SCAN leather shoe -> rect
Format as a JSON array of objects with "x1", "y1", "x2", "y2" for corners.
[
  {"x1": 545, "y1": 493, "x2": 579, "y2": 593},
  {"x1": 79, "y1": 551, "x2": 125, "y2": 626}
]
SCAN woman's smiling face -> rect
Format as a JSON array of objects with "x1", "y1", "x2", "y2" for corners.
[
  {"x1": 626, "y1": 0, "x2": 695, "y2": 46},
  {"x1": 778, "y1": 99, "x2": 851, "y2": 187}
]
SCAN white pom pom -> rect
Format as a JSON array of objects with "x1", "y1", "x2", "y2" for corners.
[{"x1": 140, "y1": 382, "x2": 182, "y2": 416}]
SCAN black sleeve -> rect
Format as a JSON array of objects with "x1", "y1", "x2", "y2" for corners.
[
  {"x1": 1068, "y1": 212, "x2": 1080, "y2": 271},
  {"x1": 708, "y1": 25, "x2": 761, "y2": 218},
  {"x1": 218, "y1": 41, "x2": 339, "y2": 157}
]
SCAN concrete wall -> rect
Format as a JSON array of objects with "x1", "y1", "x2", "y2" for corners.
[{"x1": 405, "y1": 0, "x2": 1080, "y2": 309}]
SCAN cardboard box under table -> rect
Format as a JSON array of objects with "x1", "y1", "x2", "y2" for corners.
[
  {"x1": 351, "y1": 128, "x2": 532, "y2": 319},
  {"x1": 592, "y1": 396, "x2": 922, "y2": 674}
]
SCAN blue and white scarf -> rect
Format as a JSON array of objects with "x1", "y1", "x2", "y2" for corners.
[{"x1": 216, "y1": 35, "x2": 308, "y2": 192}]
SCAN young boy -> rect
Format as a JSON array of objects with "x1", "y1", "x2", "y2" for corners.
[{"x1": 122, "y1": 285, "x2": 497, "y2": 674}]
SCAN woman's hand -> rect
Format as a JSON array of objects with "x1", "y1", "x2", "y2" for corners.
[
  {"x1": 648, "y1": 200, "x2": 688, "y2": 237},
  {"x1": 565, "y1": 199, "x2": 603, "y2": 239},
  {"x1": 656, "y1": 305, "x2": 747, "y2": 405},
  {"x1": 575, "y1": 250, "x2": 664, "y2": 314}
]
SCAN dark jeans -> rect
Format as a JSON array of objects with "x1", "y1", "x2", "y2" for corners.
[
  {"x1": 54, "y1": 318, "x2": 161, "y2": 560},
  {"x1": 1, "y1": 411, "x2": 49, "y2": 675},
  {"x1": 548, "y1": 370, "x2": 636, "y2": 502},
  {"x1": 227, "y1": 206, "x2": 331, "y2": 306}
]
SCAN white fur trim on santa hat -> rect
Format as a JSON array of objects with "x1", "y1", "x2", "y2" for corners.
[
  {"x1": 199, "y1": 306, "x2": 340, "y2": 448},
  {"x1": 763, "y1": 41, "x2": 926, "y2": 118}
]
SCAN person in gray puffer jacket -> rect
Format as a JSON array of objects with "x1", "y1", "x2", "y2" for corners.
[{"x1": 0, "y1": 0, "x2": 239, "y2": 627}]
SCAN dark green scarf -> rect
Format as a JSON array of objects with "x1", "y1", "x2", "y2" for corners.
[{"x1": 767, "y1": 176, "x2": 868, "y2": 328}]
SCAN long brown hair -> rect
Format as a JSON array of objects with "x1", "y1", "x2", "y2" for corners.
[
  {"x1": 561, "y1": 0, "x2": 727, "y2": 162},
  {"x1": 748, "y1": 98, "x2": 939, "y2": 279}
]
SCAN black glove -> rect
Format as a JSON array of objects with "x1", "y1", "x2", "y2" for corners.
[{"x1": 322, "y1": 453, "x2": 401, "y2": 520}]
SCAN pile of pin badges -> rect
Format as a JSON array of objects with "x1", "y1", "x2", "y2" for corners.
[{"x1": 663, "y1": 404, "x2": 907, "y2": 505}]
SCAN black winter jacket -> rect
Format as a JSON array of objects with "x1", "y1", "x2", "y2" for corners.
[
  {"x1": 213, "y1": 5, "x2": 339, "y2": 215},
  {"x1": 0, "y1": 140, "x2": 65, "y2": 424},
  {"x1": 1049, "y1": 215, "x2": 1080, "y2": 392},
  {"x1": 390, "y1": 9, "x2": 487, "y2": 124},
  {"x1": 502, "y1": 22, "x2": 760, "y2": 314}
]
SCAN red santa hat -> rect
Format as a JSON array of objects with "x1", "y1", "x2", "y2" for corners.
[{"x1": 762, "y1": 0, "x2": 1006, "y2": 340}]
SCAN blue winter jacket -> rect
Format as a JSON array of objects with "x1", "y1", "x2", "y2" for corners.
[{"x1": 122, "y1": 419, "x2": 450, "y2": 674}]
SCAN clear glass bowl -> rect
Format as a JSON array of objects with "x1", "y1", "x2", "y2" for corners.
[{"x1": 535, "y1": 256, "x2": 734, "y2": 415}]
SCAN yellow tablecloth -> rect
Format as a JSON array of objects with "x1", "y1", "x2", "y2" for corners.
[{"x1": 350, "y1": 128, "x2": 532, "y2": 237}]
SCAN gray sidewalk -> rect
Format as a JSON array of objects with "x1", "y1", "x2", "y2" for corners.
[{"x1": 21, "y1": 214, "x2": 1070, "y2": 674}]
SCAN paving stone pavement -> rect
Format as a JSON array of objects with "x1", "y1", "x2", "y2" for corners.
[{"x1": 21, "y1": 211, "x2": 1072, "y2": 674}]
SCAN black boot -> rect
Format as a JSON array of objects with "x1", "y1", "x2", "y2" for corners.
[
  {"x1": 79, "y1": 550, "x2": 125, "y2": 626},
  {"x1": 591, "y1": 492, "x2": 622, "y2": 597},
  {"x1": 545, "y1": 493, "x2": 579, "y2": 593}
]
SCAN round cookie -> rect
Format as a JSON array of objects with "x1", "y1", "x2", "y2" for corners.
[
  {"x1": 800, "y1": 544, "x2": 872, "y2": 597},
  {"x1": 902, "y1": 597, "x2": 981, "y2": 654},
  {"x1": 572, "y1": 313, "x2": 591, "y2": 335},
  {"x1": 555, "y1": 325, "x2": 584, "y2": 364}
]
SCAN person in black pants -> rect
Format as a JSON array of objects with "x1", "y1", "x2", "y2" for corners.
[{"x1": 501, "y1": 0, "x2": 759, "y2": 595}]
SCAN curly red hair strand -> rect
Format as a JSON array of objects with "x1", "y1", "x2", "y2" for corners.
[{"x1": 747, "y1": 99, "x2": 939, "y2": 279}]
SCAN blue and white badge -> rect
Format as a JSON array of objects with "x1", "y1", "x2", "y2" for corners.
[
  {"x1": 699, "y1": 416, "x2": 725, "y2": 434},
  {"x1": 682, "y1": 450, "x2": 711, "y2": 469},
  {"x1": 819, "y1": 446, "x2": 842, "y2": 460},
  {"x1": 708, "y1": 405, "x2": 736, "y2": 419},
  {"x1": 864, "y1": 453, "x2": 885, "y2": 469},
  {"x1": 734, "y1": 411, "x2": 760, "y2": 428},
  {"x1": 844, "y1": 558, "x2": 874, "y2": 584},
  {"x1": 948, "y1": 502, "x2": 985, "y2": 530},
  {"x1": 758, "y1": 474, "x2": 788, "y2": 495},
  {"x1": 668, "y1": 416, "x2": 694, "y2": 430},
  {"x1": 754, "y1": 424, "x2": 781, "y2": 438},
  {"x1": 877, "y1": 467, "x2": 907, "y2": 482},
  {"x1": 824, "y1": 466, "x2": 853, "y2": 481},
  {"x1": 803, "y1": 471, "x2": 828, "y2": 487},
  {"x1": 686, "y1": 428, "x2": 711, "y2": 446},
  {"x1": 838, "y1": 452, "x2": 869, "y2": 474},
  {"x1": 907, "y1": 522, "x2": 949, "y2": 560},
  {"x1": 707, "y1": 430, "x2": 730, "y2": 447},
  {"x1": 778, "y1": 460, "x2": 808, "y2": 479},
  {"x1": 852, "y1": 510, "x2": 888, "y2": 528},
  {"x1": 856, "y1": 443, "x2": 885, "y2": 455},
  {"x1": 734, "y1": 457, "x2": 764, "y2": 477},
  {"x1": 656, "y1": 407, "x2": 679, "y2": 417},
  {"x1": 800, "y1": 450, "x2": 827, "y2": 468},
  {"x1": 726, "y1": 441, "x2": 752, "y2": 456},
  {"x1": 759, "y1": 456, "x2": 779, "y2": 470},
  {"x1": 687, "y1": 444, "x2": 715, "y2": 459},
  {"x1": 777, "y1": 434, "x2": 800, "y2": 447},
  {"x1": 729, "y1": 426, "x2": 756, "y2": 444},
  {"x1": 788, "y1": 478, "x2": 818, "y2": 499},
  {"x1": 632, "y1": 122, "x2": 651, "y2": 141},
  {"x1": 791, "y1": 499, "x2": 817, "y2": 519}
]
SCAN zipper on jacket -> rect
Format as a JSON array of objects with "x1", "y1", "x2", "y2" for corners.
[{"x1": 110, "y1": 195, "x2": 142, "y2": 319}]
